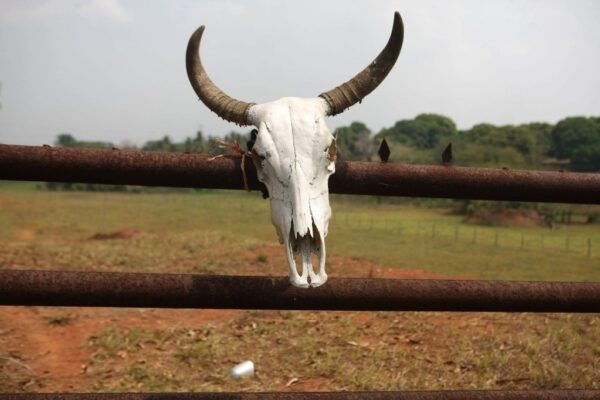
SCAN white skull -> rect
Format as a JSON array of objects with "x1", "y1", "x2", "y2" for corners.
[
  {"x1": 185, "y1": 12, "x2": 403, "y2": 287},
  {"x1": 248, "y1": 97, "x2": 335, "y2": 288}
]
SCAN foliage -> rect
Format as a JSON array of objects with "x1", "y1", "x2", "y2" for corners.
[
  {"x1": 49, "y1": 112, "x2": 599, "y2": 192},
  {"x1": 141, "y1": 130, "x2": 250, "y2": 154},
  {"x1": 452, "y1": 143, "x2": 527, "y2": 168},
  {"x1": 549, "y1": 116, "x2": 600, "y2": 171},
  {"x1": 333, "y1": 121, "x2": 373, "y2": 161},
  {"x1": 55, "y1": 133, "x2": 112, "y2": 149},
  {"x1": 376, "y1": 113, "x2": 457, "y2": 149}
]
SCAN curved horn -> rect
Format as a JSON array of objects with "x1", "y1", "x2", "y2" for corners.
[
  {"x1": 186, "y1": 26, "x2": 255, "y2": 126},
  {"x1": 319, "y1": 12, "x2": 404, "y2": 116}
]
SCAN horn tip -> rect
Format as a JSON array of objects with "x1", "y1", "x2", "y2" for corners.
[
  {"x1": 192, "y1": 25, "x2": 206, "y2": 38},
  {"x1": 393, "y1": 11, "x2": 403, "y2": 30}
]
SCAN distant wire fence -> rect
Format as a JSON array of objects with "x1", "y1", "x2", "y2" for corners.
[
  {"x1": 331, "y1": 216, "x2": 597, "y2": 258},
  {"x1": 1, "y1": 144, "x2": 599, "y2": 399}
]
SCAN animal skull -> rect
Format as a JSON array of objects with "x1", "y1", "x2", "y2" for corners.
[{"x1": 186, "y1": 12, "x2": 404, "y2": 287}]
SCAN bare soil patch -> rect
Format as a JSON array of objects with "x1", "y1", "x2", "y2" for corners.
[
  {"x1": 89, "y1": 228, "x2": 139, "y2": 240},
  {"x1": 0, "y1": 307, "x2": 240, "y2": 391},
  {"x1": 466, "y1": 208, "x2": 542, "y2": 228}
]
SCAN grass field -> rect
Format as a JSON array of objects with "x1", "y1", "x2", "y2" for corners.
[
  {"x1": 1, "y1": 183, "x2": 598, "y2": 280},
  {"x1": 0, "y1": 183, "x2": 599, "y2": 392}
]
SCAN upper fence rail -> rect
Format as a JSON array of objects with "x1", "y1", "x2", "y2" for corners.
[{"x1": 1, "y1": 144, "x2": 599, "y2": 204}]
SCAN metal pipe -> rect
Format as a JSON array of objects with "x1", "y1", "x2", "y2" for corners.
[
  {"x1": 1, "y1": 270, "x2": 598, "y2": 312},
  {"x1": 1, "y1": 144, "x2": 599, "y2": 204},
  {"x1": 1, "y1": 391, "x2": 599, "y2": 400}
]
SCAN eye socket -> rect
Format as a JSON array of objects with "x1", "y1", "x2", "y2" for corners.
[{"x1": 246, "y1": 129, "x2": 258, "y2": 151}]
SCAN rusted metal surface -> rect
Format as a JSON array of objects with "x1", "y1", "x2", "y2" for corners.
[
  {"x1": 1, "y1": 391, "x2": 599, "y2": 400},
  {"x1": 1, "y1": 144, "x2": 599, "y2": 203},
  {"x1": 1, "y1": 270, "x2": 599, "y2": 312}
]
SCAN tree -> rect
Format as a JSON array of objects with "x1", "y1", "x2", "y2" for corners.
[
  {"x1": 549, "y1": 117, "x2": 600, "y2": 170},
  {"x1": 54, "y1": 133, "x2": 112, "y2": 149},
  {"x1": 142, "y1": 135, "x2": 176, "y2": 152},
  {"x1": 454, "y1": 143, "x2": 526, "y2": 168},
  {"x1": 376, "y1": 113, "x2": 456, "y2": 149},
  {"x1": 183, "y1": 131, "x2": 208, "y2": 153},
  {"x1": 333, "y1": 121, "x2": 373, "y2": 160},
  {"x1": 460, "y1": 122, "x2": 552, "y2": 168},
  {"x1": 415, "y1": 113, "x2": 457, "y2": 146},
  {"x1": 569, "y1": 142, "x2": 600, "y2": 171},
  {"x1": 55, "y1": 133, "x2": 77, "y2": 147}
]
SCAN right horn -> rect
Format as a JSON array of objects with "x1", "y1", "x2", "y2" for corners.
[{"x1": 319, "y1": 12, "x2": 404, "y2": 116}]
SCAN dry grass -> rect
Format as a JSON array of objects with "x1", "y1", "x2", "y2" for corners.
[
  {"x1": 0, "y1": 185, "x2": 598, "y2": 392},
  {"x1": 87, "y1": 311, "x2": 599, "y2": 392}
]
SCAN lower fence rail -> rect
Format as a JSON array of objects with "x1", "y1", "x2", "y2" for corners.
[
  {"x1": 1, "y1": 391, "x2": 600, "y2": 400},
  {"x1": 1, "y1": 270, "x2": 599, "y2": 312}
]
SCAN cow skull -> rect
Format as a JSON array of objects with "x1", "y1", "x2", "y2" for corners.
[{"x1": 186, "y1": 12, "x2": 404, "y2": 287}]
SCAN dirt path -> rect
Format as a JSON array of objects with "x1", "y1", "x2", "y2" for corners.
[{"x1": 0, "y1": 307, "x2": 240, "y2": 391}]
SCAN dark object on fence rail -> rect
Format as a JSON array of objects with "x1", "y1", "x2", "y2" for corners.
[
  {"x1": 1, "y1": 270, "x2": 599, "y2": 313},
  {"x1": 1, "y1": 144, "x2": 599, "y2": 204},
  {"x1": 378, "y1": 138, "x2": 391, "y2": 162},
  {"x1": 2, "y1": 390, "x2": 599, "y2": 400}
]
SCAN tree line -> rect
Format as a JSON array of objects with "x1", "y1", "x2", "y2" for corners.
[{"x1": 55, "y1": 113, "x2": 600, "y2": 172}]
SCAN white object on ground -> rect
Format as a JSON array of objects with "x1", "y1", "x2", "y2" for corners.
[{"x1": 229, "y1": 360, "x2": 254, "y2": 378}]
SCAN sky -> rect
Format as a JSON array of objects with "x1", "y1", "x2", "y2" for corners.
[{"x1": 0, "y1": 0, "x2": 599, "y2": 146}]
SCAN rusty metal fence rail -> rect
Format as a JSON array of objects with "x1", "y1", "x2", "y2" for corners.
[
  {"x1": 1, "y1": 144, "x2": 599, "y2": 398},
  {"x1": 1, "y1": 144, "x2": 600, "y2": 203},
  {"x1": 1, "y1": 390, "x2": 599, "y2": 400},
  {"x1": 1, "y1": 270, "x2": 599, "y2": 313}
]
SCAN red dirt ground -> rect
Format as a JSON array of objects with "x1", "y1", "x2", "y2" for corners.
[{"x1": 0, "y1": 258, "x2": 459, "y2": 392}]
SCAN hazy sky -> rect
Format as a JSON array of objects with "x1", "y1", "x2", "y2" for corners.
[{"x1": 1, "y1": 0, "x2": 599, "y2": 146}]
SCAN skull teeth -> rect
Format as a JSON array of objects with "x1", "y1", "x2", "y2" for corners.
[{"x1": 285, "y1": 223, "x2": 327, "y2": 288}]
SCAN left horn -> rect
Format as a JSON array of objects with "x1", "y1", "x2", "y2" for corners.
[
  {"x1": 186, "y1": 25, "x2": 255, "y2": 126},
  {"x1": 319, "y1": 12, "x2": 404, "y2": 116}
]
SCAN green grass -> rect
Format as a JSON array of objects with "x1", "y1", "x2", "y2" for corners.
[{"x1": 0, "y1": 187, "x2": 598, "y2": 281}]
